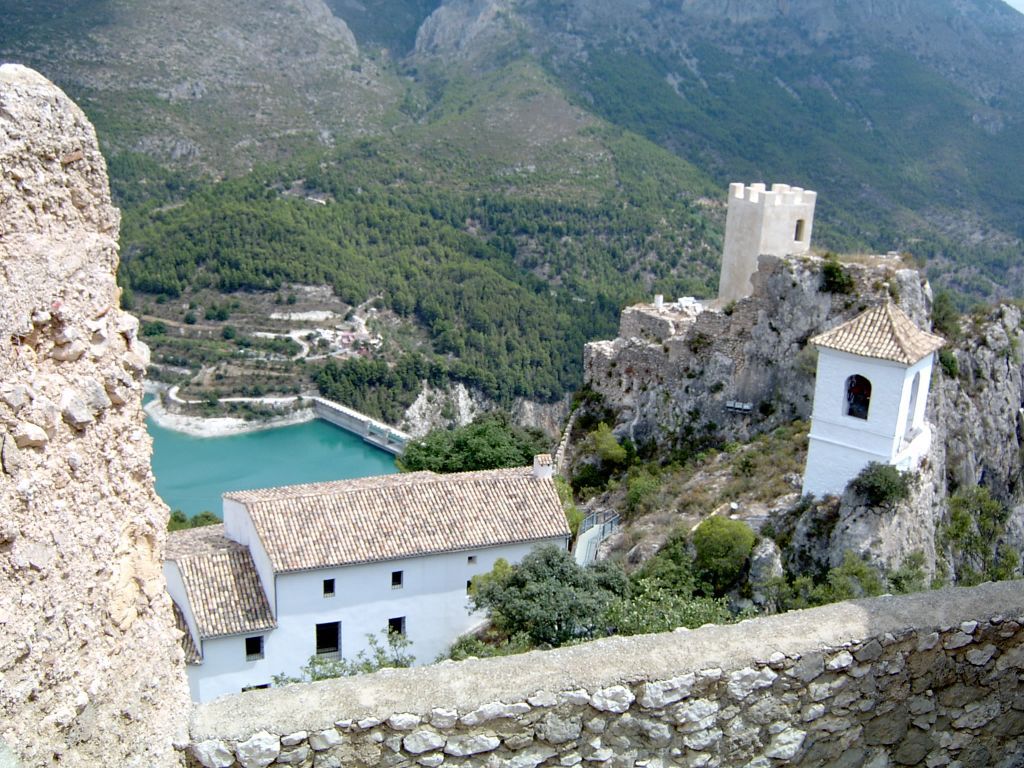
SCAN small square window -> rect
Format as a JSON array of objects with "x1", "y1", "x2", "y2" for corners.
[
  {"x1": 316, "y1": 621, "x2": 340, "y2": 658},
  {"x1": 245, "y1": 635, "x2": 264, "y2": 661},
  {"x1": 323, "y1": 578, "x2": 335, "y2": 597},
  {"x1": 391, "y1": 570, "x2": 403, "y2": 589},
  {"x1": 467, "y1": 555, "x2": 477, "y2": 565},
  {"x1": 388, "y1": 616, "x2": 406, "y2": 636}
]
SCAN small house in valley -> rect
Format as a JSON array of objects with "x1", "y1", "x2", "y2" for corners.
[{"x1": 165, "y1": 456, "x2": 570, "y2": 702}]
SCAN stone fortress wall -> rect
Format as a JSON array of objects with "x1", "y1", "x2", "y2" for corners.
[
  {"x1": 187, "y1": 582, "x2": 1024, "y2": 768},
  {"x1": 0, "y1": 65, "x2": 190, "y2": 766}
]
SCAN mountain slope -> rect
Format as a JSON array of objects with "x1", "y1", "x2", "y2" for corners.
[
  {"x1": 411, "y1": 0, "x2": 1024, "y2": 296},
  {"x1": 0, "y1": 0, "x2": 402, "y2": 172}
]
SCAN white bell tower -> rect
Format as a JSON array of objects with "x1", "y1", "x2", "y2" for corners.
[{"x1": 802, "y1": 301, "x2": 945, "y2": 499}]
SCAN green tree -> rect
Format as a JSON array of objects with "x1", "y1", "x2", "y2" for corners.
[
  {"x1": 470, "y1": 545, "x2": 621, "y2": 647},
  {"x1": 942, "y1": 486, "x2": 1016, "y2": 585},
  {"x1": 591, "y1": 422, "x2": 627, "y2": 464},
  {"x1": 692, "y1": 516, "x2": 756, "y2": 595},
  {"x1": 398, "y1": 413, "x2": 549, "y2": 473},
  {"x1": 167, "y1": 509, "x2": 220, "y2": 531}
]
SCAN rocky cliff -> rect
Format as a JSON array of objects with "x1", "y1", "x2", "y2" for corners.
[
  {"x1": 583, "y1": 253, "x2": 1024, "y2": 581},
  {"x1": 0, "y1": 65, "x2": 188, "y2": 767}
]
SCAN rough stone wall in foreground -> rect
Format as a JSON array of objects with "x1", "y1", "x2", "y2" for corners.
[
  {"x1": 0, "y1": 64, "x2": 189, "y2": 766},
  {"x1": 188, "y1": 582, "x2": 1024, "y2": 768}
]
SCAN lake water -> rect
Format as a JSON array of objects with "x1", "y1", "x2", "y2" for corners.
[{"x1": 146, "y1": 416, "x2": 398, "y2": 518}]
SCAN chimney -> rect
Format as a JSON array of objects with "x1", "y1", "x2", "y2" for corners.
[{"x1": 532, "y1": 454, "x2": 554, "y2": 480}]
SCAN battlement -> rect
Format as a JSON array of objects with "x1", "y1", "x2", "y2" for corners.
[
  {"x1": 719, "y1": 181, "x2": 817, "y2": 304},
  {"x1": 728, "y1": 181, "x2": 818, "y2": 208}
]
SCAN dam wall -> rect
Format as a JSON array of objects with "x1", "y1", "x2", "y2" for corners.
[
  {"x1": 186, "y1": 581, "x2": 1024, "y2": 768},
  {"x1": 311, "y1": 397, "x2": 409, "y2": 455}
]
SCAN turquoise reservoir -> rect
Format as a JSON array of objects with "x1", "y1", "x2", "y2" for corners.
[{"x1": 146, "y1": 416, "x2": 398, "y2": 518}]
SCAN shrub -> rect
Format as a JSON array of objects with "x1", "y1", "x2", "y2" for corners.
[
  {"x1": 821, "y1": 255, "x2": 854, "y2": 294},
  {"x1": 141, "y1": 320, "x2": 167, "y2": 337},
  {"x1": 625, "y1": 469, "x2": 660, "y2": 515},
  {"x1": 184, "y1": 310, "x2": 197, "y2": 325},
  {"x1": 272, "y1": 629, "x2": 413, "y2": 685},
  {"x1": 851, "y1": 462, "x2": 911, "y2": 507},
  {"x1": 469, "y1": 546, "x2": 622, "y2": 647},
  {"x1": 938, "y1": 348, "x2": 958, "y2": 378},
  {"x1": 591, "y1": 422, "x2": 627, "y2": 465},
  {"x1": 692, "y1": 516, "x2": 756, "y2": 595},
  {"x1": 931, "y1": 289, "x2": 961, "y2": 340}
]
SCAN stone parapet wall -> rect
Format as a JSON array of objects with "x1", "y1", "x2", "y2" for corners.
[{"x1": 187, "y1": 582, "x2": 1024, "y2": 768}]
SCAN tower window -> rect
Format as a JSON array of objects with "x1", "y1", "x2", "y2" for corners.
[
  {"x1": 795, "y1": 219, "x2": 806, "y2": 242},
  {"x1": 845, "y1": 375, "x2": 872, "y2": 420}
]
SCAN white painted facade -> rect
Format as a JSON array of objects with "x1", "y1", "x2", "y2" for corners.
[
  {"x1": 802, "y1": 347, "x2": 935, "y2": 499},
  {"x1": 719, "y1": 182, "x2": 817, "y2": 304},
  {"x1": 184, "y1": 538, "x2": 562, "y2": 702}
]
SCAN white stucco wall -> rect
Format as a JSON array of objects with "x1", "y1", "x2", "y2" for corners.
[
  {"x1": 189, "y1": 537, "x2": 568, "y2": 702},
  {"x1": 802, "y1": 347, "x2": 935, "y2": 498}
]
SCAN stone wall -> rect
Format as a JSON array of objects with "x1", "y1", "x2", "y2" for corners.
[
  {"x1": 583, "y1": 254, "x2": 932, "y2": 449},
  {"x1": 0, "y1": 65, "x2": 189, "y2": 766},
  {"x1": 187, "y1": 581, "x2": 1024, "y2": 768}
]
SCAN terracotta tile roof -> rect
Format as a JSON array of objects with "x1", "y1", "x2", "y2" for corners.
[
  {"x1": 172, "y1": 600, "x2": 202, "y2": 664},
  {"x1": 166, "y1": 524, "x2": 276, "y2": 639},
  {"x1": 225, "y1": 466, "x2": 571, "y2": 574},
  {"x1": 810, "y1": 301, "x2": 944, "y2": 365}
]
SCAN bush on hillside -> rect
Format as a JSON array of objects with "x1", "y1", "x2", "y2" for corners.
[
  {"x1": 851, "y1": 462, "x2": 911, "y2": 508},
  {"x1": 692, "y1": 516, "x2": 756, "y2": 595}
]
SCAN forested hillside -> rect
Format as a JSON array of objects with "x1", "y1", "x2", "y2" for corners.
[{"x1": 3, "y1": 0, "x2": 1022, "y2": 422}]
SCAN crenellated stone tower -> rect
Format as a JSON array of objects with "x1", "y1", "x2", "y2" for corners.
[{"x1": 718, "y1": 182, "x2": 816, "y2": 304}]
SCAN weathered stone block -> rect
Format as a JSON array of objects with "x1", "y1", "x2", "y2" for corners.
[{"x1": 237, "y1": 730, "x2": 282, "y2": 768}]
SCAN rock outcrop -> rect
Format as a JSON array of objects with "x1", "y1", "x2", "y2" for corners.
[
  {"x1": 0, "y1": 65, "x2": 189, "y2": 767},
  {"x1": 584, "y1": 253, "x2": 1024, "y2": 581}
]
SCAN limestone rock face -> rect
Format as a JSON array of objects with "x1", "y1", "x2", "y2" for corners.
[{"x1": 0, "y1": 64, "x2": 189, "y2": 766}]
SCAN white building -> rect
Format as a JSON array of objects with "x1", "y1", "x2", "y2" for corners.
[
  {"x1": 719, "y1": 182, "x2": 817, "y2": 304},
  {"x1": 165, "y1": 456, "x2": 570, "y2": 702},
  {"x1": 802, "y1": 302, "x2": 945, "y2": 499}
]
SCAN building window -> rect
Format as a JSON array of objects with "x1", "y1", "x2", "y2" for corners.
[
  {"x1": 323, "y1": 578, "x2": 335, "y2": 597},
  {"x1": 245, "y1": 635, "x2": 264, "y2": 661},
  {"x1": 316, "y1": 621, "x2": 340, "y2": 658},
  {"x1": 241, "y1": 683, "x2": 270, "y2": 692},
  {"x1": 391, "y1": 570, "x2": 403, "y2": 589},
  {"x1": 388, "y1": 616, "x2": 406, "y2": 636},
  {"x1": 467, "y1": 580, "x2": 473, "y2": 594},
  {"x1": 467, "y1": 555, "x2": 477, "y2": 564},
  {"x1": 845, "y1": 375, "x2": 872, "y2": 420},
  {"x1": 795, "y1": 219, "x2": 806, "y2": 242}
]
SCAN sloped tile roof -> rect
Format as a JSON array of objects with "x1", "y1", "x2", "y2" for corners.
[
  {"x1": 225, "y1": 466, "x2": 571, "y2": 574},
  {"x1": 810, "y1": 301, "x2": 944, "y2": 365},
  {"x1": 172, "y1": 600, "x2": 202, "y2": 664},
  {"x1": 166, "y1": 524, "x2": 276, "y2": 640}
]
